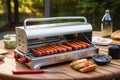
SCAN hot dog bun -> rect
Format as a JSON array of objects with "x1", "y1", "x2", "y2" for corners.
[
  {"x1": 79, "y1": 64, "x2": 97, "y2": 73},
  {"x1": 70, "y1": 59, "x2": 97, "y2": 73},
  {"x1": 70, "y1": 59, "x2": 87, "y2": 67},
  {"x1": 111, "y1": 30, "x2": 120, "y2": 40}
]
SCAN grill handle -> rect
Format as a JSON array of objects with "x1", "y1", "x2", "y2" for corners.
[{"x1": 24, "y1": 16, "x2": 87, "y2": 29}]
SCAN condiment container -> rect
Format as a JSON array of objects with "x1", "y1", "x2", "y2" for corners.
[
  {"x1": 101, "y1": 10, "x2": 113, "y2": 37},
  {"x1": 3, "y1": 34, "x2": 16, "y2": 49},
  {"x1": 108, "y1": 44, "x2": 120, "y2": 59}
]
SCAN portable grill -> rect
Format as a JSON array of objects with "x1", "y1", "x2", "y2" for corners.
[{"x1": 14, "y1": 17, "x2": 98, "y2": 70}]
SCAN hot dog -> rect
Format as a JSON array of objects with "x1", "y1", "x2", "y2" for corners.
[
  {"x1": 79, "y1": 64, "x2": 97, "y2": 73},
  {"x1": 44, "y1": 46, "x2": 55, "y2": 55},
  {"x1": 73, "y1": 41, "x2": 87, "y2": 48},
  {"x1": 81, "y1": 41, "x2": 90, "y2": 47},
  {"x1": 30, "y1": 49, "x2": 42, "y2": 56},
  {"x1": 40, "y1": 46, "x2": 51, "y2": 55},
  {"x1": 63, "y1": 42, "x2": 79, "y2": 50},
  {"x1": 70, "y1": 41, "x2": 82, "y2": 49},
  {"x1": 49, "y1": 45, "x2": 63, "y2": 53},
  {"x1": 35, "y1": 48, "x2": 44, "y2": 56},
  {"x1": 59, "y1": 44, "x2": 72, "y2": 51},
  {"x1": 70, "y1": 59, "x2": 97, "y2": 73},
  {"x1": 47, "y1": 45, "x2": 58, "y2": 53},
  {"x1": 56, "y1": 44, "x2": 67, "y2": 52},
  {"x1": 30, "y1": 40, "x2": 90, "y2": 56},
  {"x1": 70, "y1": 59, "x2": 87, "y2": 67},
  {"x1": 76, "y1": 40, "x2": 90, "y2": 47}
]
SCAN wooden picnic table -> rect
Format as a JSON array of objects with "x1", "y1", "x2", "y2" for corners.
[{"x1": 0, "y1": 31, "x2": 120, "y2": 80}]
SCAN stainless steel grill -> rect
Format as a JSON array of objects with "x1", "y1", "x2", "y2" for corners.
[{"x1": 14, "y1": 17, "x2": 98, "y2": 70}]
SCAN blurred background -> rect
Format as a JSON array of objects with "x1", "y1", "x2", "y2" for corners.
[{"x1": 0, "y1": 0, "x2": 120, "y2": 32}]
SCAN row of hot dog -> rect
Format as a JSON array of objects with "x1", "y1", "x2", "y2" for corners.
[{"x1": 30, "y1": 40, "x2": 90, "y2": 56}]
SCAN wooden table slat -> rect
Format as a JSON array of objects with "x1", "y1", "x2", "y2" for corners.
[
  {"x1": 0, "y1": 31, "x2": 120, "y2": 80},
  {"x1": 97, "y1": 65, "x2": 120, "y2": 77}
]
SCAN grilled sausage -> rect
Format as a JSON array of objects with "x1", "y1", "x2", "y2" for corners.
[
  {"x1": 35, "y1": 48, "x2": 46, "y2": 55},
  {"x1": 70, "y1": 41, "x2": 82, "y2": 49},
  {"x1": 72, "y1": 41, "x2": 83, "y2": 49},
  {"x1": 76, "y1": 40, "x2": 90, "y2": 48},
  {"x1": 59, "y1": 44, "x2": 72, "y2": 51},
  {"x1": 45, "y1": 46, "x2": 55, "y2": 54},
  {"x1": 79, "y1": 41, "x2": 90, "y2": 47},
  {"x1": 49, "y1": 45, "x2": 63, "y2": 53},
  {"x1": 63, "y1": 42, "x2": 79, "y2": 50},
  {"x1": 44, "y1": 46, "x2": 55, "y2": 55},
  {"x1": 30, "y1": 49, "x2": 42, "y2": 56},
  {"x1": 73, "y1": 41, "x2": 86, "y2": 48},
  {"x1": 40, "y1": 46, "x2": 51, "y2": 55},
  {"x1": 56, "y1": 44, "x2": 67, "y2": 52},
  {"x1": 47, "y1": 45, "x2": 58, "y2": 53}
]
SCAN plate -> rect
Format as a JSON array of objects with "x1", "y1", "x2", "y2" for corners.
[
  {"x1": 92, "y1": 36, "x2": 112, "y2": 45},
  {"x1": 0, "y1": 49, "x2": 8, "y2": 55}
]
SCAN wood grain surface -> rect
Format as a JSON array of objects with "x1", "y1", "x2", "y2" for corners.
[{"x1": 0, "y1": 31, "x2": 120, "y2": 80}]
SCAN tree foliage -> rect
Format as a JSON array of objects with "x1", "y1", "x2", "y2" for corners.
[
  {"x1": 50, "y1": 0, "x2": 120, "y2": 31},
  {"x1": 0, "y1": 0, "x2": 120, "y2": 31}
]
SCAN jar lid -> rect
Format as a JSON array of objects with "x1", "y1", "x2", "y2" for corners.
[{"x1": 109, "y1": 44, "x2": 120, "y2": 50}]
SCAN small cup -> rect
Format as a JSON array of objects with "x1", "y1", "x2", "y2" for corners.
[
  {"x1": 3, "y1": 34, "x2": 16, "y2": 49},
  {"x1": 108, "y1": 44, "x2": 120, "y2": 59}
]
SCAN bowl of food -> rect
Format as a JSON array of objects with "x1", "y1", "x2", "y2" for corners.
[
  {"x1": 92, "y1": 54, "x2": 111, "y2": 65},
  {"x1": 3, "y1": 34, "x2": 16, "y2": 49}
]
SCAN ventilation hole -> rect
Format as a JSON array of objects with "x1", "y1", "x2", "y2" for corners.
[
  {"x1": 19, "y1": 44, "x2": 21, "y2": 46},
  {"x1": 18, "y1": 35, "x2": 20, "y2": 37}
]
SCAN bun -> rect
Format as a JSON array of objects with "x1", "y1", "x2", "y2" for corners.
[
  {"x1": 70, "y1": 59, "x2": 97, "y2": 73},
  {"x1": 70, "y1": 59, "x2": 87, "y2": 67},
  {"x1": 79, "y1": 64, "x2": 97, "y2": 73},
  {"x1": 111, "y1": 30, "x2": 120, "y2": 40},
  {"x1": 73, "y1": 62, "x2": 85, "y2": 70}
]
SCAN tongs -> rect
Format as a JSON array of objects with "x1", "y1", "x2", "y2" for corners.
[{"x1": 12, "y1": 69, "x2": 65, "y2": 74}]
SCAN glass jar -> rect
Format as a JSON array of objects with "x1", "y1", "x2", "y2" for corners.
[
  {"x1": 101, "y1": 10, "x2": 113, "y2": 37},
  {"x1": 3, "y1": 34, "x2": 16, "y2": 49}
]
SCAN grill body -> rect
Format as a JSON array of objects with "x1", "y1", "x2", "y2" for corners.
[{"x1": 14, "y1": 17, "x2": 98, "y2": 70}]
